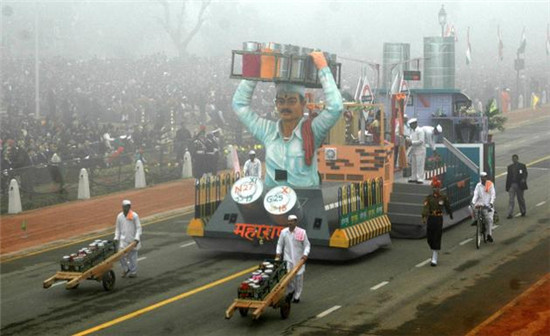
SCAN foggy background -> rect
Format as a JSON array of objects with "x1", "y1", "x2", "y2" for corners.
[
  {"x1": 3, "y1": 1, "x2": 549, "y2": 68},
  {"x1": 1, "y1": 0, "x2": 549, "y2": 210}
]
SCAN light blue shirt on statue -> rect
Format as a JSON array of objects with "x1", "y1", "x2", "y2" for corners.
[{"x1": 232, "y1": 67, "x2": 343, "y2": 188}]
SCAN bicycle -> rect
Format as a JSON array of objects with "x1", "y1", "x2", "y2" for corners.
[{"x1": 473, "y1": 204, "x2": 491, "y2": 249}]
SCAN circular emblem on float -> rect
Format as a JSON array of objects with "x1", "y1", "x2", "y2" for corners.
[
  {"x1": 263, "y1": 186, "x2": 297, "y2": 215},
  {"x1": 231, "y1": 176, "x2": 264, "y2": 205}
]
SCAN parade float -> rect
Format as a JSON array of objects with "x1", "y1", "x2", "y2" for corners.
[{"x1": 187, "y1": 43, "x2": 392, "y2": 261}]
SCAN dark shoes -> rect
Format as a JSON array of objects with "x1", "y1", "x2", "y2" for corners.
[
  {"x1": 408, "y1": 179, "x2": 417, "y2": 183},
  {"x1": 521, "y1": 213, "x2": 526, "y2": 217},
  {"x1": 430, "y1": 262, "x2": 437, "y2": 267},
  {"x1": 286, "y1": 291, "x2": 295, "y2": 303},
  {"x1": 470, "y1": 221, "x2": 477, "y2": 226},
  {"x1": 128, "y1": 273, "x2": 137, "y2": 278},
  {"x1": 292, "y1": 298, "x2": 300, "y2": 303},
  {"x1": 506, "y1": 215, "x2": 513, "y2": 219},
  {"x1": 487, "y1": 235, "x2": 494, "y2": 243}
]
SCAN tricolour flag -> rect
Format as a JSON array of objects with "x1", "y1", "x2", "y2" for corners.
[
  {"x1": 466, "y1": 26, "x2": 472, "y2": 65},
  {"x1": 390, "y1": 71, "x2": 401, "y2": 96},
  {"x1": 498, "y1": 25, "x2": 504, "y2": 61},
  {"x1": 517, "y1": 27, "x2": 526, "y2": 54},
  {"x1": 354, "y1": 73, "x2": 364, "y2": 102},
  {"x1": 546, "y1": 24, "x2": 550, "y2": 56},
  {"x1": 399, "y1": 79, "x2": 409, "y2": 93}
]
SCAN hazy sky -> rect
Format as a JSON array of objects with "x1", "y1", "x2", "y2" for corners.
[
  {"x1": 3, "y1": 0, "x2": 550, "y2": 72},
  {"x1": 209, "y1": 0, "x2": 550, "y2": 65}
]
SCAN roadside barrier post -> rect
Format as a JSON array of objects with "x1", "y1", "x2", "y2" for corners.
[
  {"x1": 226, "y1": 145, "x2": 234, "y2": 169},
  {"x1": 8, "y1": 178, "x2": 22, "y2": 214},
  {"x1": 135, "y1": 160, "x2": 146, "y2": 188},
  {"x1": 182, "y1": 150, "x2": 193, "y2": 178},
  {"x1": 77, "y1": 168, "x2": 91, "y2": 199}
]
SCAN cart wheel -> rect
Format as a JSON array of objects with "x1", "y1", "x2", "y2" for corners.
[
  {"x1": 280, "y1": 301, "x2": 291, "y2": 319},
  {"x1": 102, "y1": 270, "x2": 116, "y2": 291},
  {"x1": 238, "y1": 308, "x2": 248, "y2": 317}
]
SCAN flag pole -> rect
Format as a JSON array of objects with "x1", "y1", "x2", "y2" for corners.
[{"x1": 34, "y1": 0, "x2": 40, "y2": 120}]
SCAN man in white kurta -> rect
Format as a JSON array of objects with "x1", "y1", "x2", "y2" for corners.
[
  {"x1": 471, "y1": 172, "x2": 496, "y2": 242},
  {"x1": 114, "y1": 200, "x2": 142, "y2": 278},
  {"x1": 420, "y1": 124, "x2": 443, "y2": 152},
  {"x1": 276, "y1": 214, "x2": 311, "y2": 303},
  {"x1": 243, "y1": 150, "x2": 262, "y2": 178},
  {"x1": 407, "y1": 118, "x2": 426, "y2": 183}
]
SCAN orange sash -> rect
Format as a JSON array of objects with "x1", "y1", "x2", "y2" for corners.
[{"x1": 485, "y1": 180, "x2": 493, "y2": 193}]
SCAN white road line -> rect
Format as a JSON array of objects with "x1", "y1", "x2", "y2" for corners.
[
  {"x1": 52, "y1": 281, "x2": 67, "y2": 287},
  {"x1": 137, "y1": 257, "x2": 147, "y2": 261},
  {"x1": 180, "y1": 242, "x2": 196, "y2": 248},
  {"x1": 415, "y1": 259, "x2": 432, "y2": 268},
  {"x1": 460, "y1": 238, "x2": 474, "y2": 246},
  {"x1": 370, "y1": 281, "x2": 389, "y2": 291},
  {"x1": 536, "y1": 201, "x2": 547, "y2": 207},
  {"x1": 316, "y1": 305, "x2": 342, "y2": 318}
]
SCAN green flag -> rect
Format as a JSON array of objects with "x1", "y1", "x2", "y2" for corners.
[{"x1": 21, "y1": 219, "x2": 27, "y2": 231}]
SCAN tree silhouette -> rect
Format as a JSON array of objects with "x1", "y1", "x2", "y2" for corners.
[{"x1": 157, "y1": 0, "x2": 212, "y2": 57}]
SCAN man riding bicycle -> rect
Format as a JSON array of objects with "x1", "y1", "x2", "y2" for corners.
[{"x1": 471, "y1": 172, "x2": 496, "y2": 242}]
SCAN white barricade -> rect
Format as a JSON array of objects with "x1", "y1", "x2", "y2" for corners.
[
  {"x1": 135, "y1": 160, "x2": 146, "y2": 188},
  {"x1": 182, "y1": 150, "x2": 193, "y2": 178},
  {"x1": 8, "y1": 179, "x2": 22, "y2": 214},
  {"x1": 77, "y1": 168, "x2": 91, "y2": 199}
]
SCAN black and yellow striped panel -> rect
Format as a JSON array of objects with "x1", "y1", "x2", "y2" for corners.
[{"x1": 329, "y1": 215, "x2": 392, "y2": 248}]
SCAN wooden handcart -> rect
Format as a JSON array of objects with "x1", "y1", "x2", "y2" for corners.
[
  {"x1": 225, "y1": 258, "x2": 305, "y2": 320},
  {"x1": 43, "y1": 241, "x2": 136, "y2": 291}
]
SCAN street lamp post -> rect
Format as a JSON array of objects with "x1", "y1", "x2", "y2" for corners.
[{"x1": 438, "y1": 5, "x2": 447, "y2": 37}]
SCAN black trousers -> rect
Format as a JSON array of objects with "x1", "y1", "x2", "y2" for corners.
[{"x1": 427, "y1": 216, "x2": 443, "y2": 250}]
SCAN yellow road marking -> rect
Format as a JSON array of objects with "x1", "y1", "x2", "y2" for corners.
[
  {"x1": 73, "y1": 265, "x2": 257, "y2": 336},
  {"x1": 1, "y1": 210, "x2": 192, "y2": 263}
]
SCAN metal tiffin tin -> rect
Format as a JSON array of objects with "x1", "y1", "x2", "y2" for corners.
[
  {"x1": 263, "y1": 185, "x2": 303, "y2": 226},
  {"x1": 260, "y1": 42, "x2": 282, "y2": 79},
  {"x1": 230, "y1": 176, "x2": 266, "y2": 220},
  {"x1": 242, "y1": 41, "x2": 262, "y2": 78},
  {"x1": 301, "y1": 47, "x2": 316, "y2": 84},
  {"x1": 276, "y1": 44, "x2": 294, "y2": 80},
  {"x1": 288, "y1": 45, "x2": 304, "y2": 81},
  {"x1": 328, "y1": 53, "x2": 338, "y2": 80},
  {"x1": 264, "y1": 269, "x2": 273, "y2": 274}
]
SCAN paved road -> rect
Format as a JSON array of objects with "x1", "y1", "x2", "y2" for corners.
[{"x1": 1, "y1": 116, "x2": 549, "y2": 336}]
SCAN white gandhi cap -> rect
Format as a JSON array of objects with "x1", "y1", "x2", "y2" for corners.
[
  {"x1": 122, "y1": 199, "x2": 131, "y2": 206},
  {"x1": 436, "y1": 124, "x2": 443, "y2": 133},
  {"x1": 288, "y1": 214, "x2": 298, "y2": 221},
  {"x1": 249, "y1": 150, "x2": 256, "y2": 155},
  {"x1": 480, "y1": 172, "x2": 488, "y2": 177},
  {"x1": 407, "y1": 118, "x2": 418, "y2": 125}
]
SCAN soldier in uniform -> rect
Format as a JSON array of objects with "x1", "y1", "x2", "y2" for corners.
[{"x1": 422, "y1": 177, "x2": 453, "y2": 266}]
